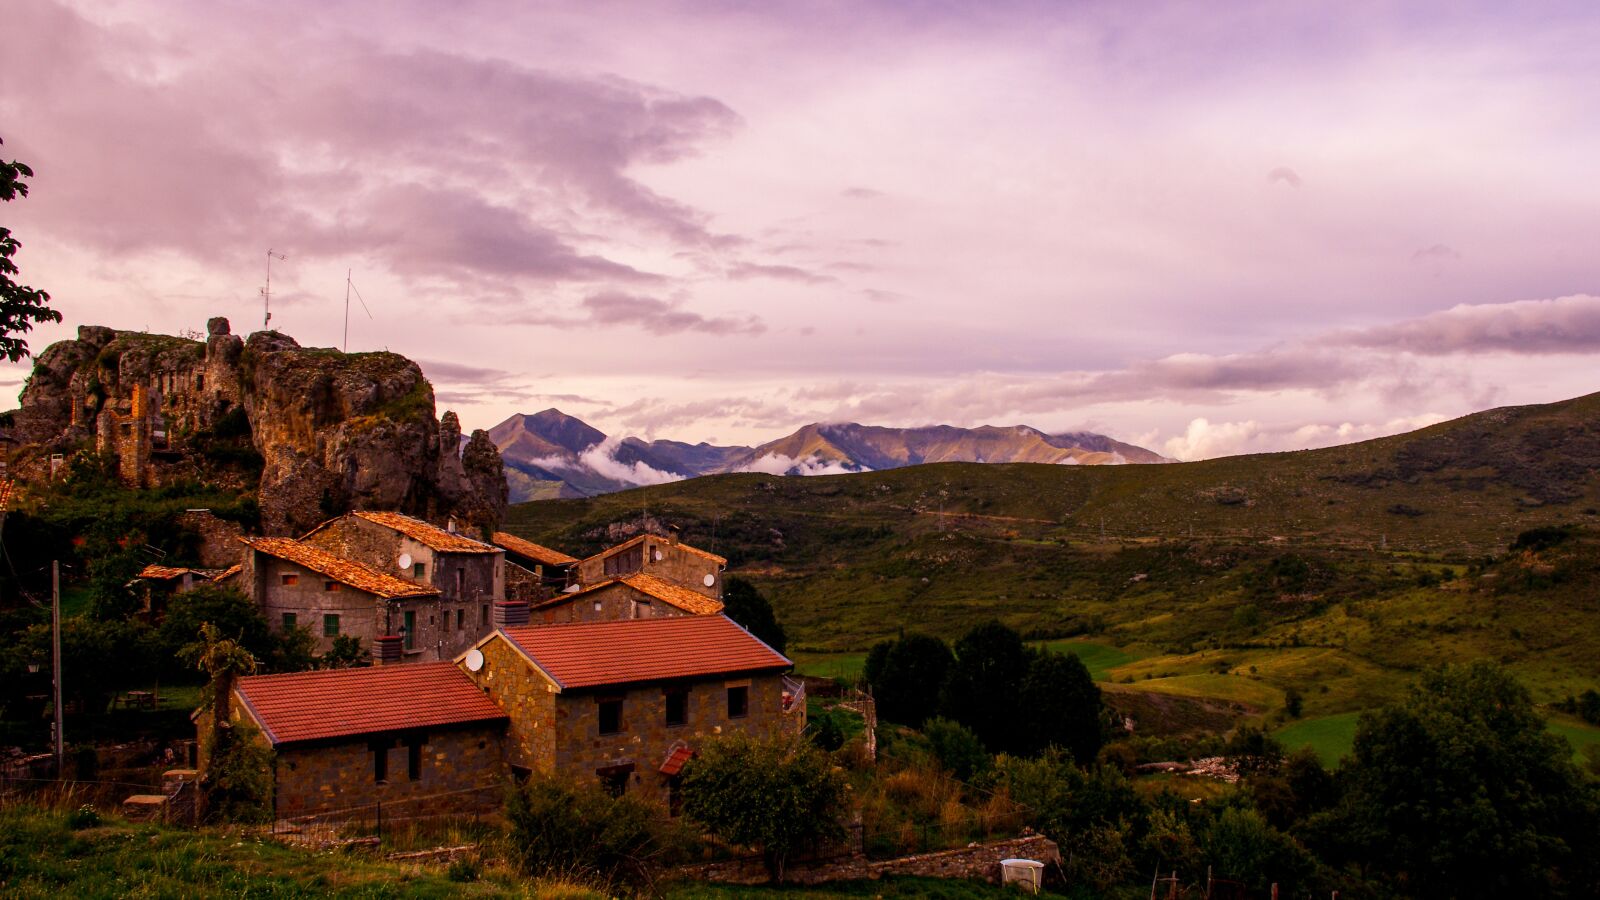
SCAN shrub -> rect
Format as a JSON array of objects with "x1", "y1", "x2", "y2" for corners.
[
  {"x1": 504, "y1": 771, "x2": 660, "y2": 889},
  {"x1": 923, "y1": 717, "x2": 989, "y2": 782},
  {"x1": 65, "y1": 805, "x2": 100, "y2": 830}
]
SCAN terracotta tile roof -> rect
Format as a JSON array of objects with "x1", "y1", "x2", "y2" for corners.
[
  {"x1": 659, "y1": 744, "x2": 694, "y2": 776},
  {"x1": 492, "y1": 532, "x2": 579, "y2": 567},
  {"x1": 136, "y1": 564, "x2": 218, "y2": 581},
  {"x1": 584, "y1": 534, "x2": 727, "y2": 567},
  {"x1": 351, "y1": 511, "x2": 500, "y2": 554},
  {"x1": 233, "y1": 662, "x2": 506, "y2": 746},
  {"x1": 211, "y1": 564, "x2": 242, "y2": 583},
  {"x1": 240, "y1": 537, "x2": 439, "y2": 600},
  {"x1": 543, "y1": 574, "x2": 724, "y2": 616},
  {"x1": 500, "y1": 615, "x2": 790, "y2": 690}
]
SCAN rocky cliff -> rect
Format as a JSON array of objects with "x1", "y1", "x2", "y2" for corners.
[{"x1": 1, "y1": 317, "x2": 506, "y2": 535}]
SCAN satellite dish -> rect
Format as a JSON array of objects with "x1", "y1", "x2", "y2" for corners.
[
  {"x1": 563, "y1": 583, "x2": 581, "y2": 593},
  {"x1": 398, "y1": 552, "x2": 413, "y2": 570},
  {"x1": 654, "y1": 549, "x2": 664, "y2": 561},
  {"x1": 703, "y1": 573, "x2": 716, "y2": 587},
  {"x1": 464, "y1": 648, "x2": 484, "y2": 672}
]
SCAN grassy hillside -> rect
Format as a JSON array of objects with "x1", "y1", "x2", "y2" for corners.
[{"x1": 502, "y1": 392, "x2": 1600, "y2": 729}]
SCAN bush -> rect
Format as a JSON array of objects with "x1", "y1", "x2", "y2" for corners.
[
  {"x1": 65, "y1": 805, "x2": 100, "y2": 830},
  {"x1": 504, "y1": 771, "x2": 660, "y2": 889},
  {"x1": 446, "y1": 855, "x2": 481, "y2": 883},
  {"x1": 923, "y1": 717, "x2": 989, "y2": 782}
]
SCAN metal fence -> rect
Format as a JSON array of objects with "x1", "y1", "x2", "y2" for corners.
[{"x1": 269, "y1": 784, "x2": 502, "y2": 850}]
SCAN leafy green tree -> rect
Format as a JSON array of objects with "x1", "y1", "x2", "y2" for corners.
[
  {"x1": 864, "y1": 632, "x2": 953, "y2": 727},
  {"x1": 941, "y1": 621, "x2": 1028, "y2": 752},
  {"x1": 268, "y1": 625, "x2": 318, "y2": 673},
  {"x1": 157, "y1": 585, "x2": 272, "y2": 676},
  {"x1": 991, "y1": 750, "x2": 1143, "y2": 889},
  {"x1": 806, "y1": 708, "x2": 845, "y2": 751},
  {"x1": 1202, "y1": 806, "x2": 1317, "y2": 892},
  {"x1": 185, "y1": 621, "x2": 269, "y2": 822},
  {"x1": 1017, "y1": 648, "x2": 1103, "y2": 763},
  {"x1": 923, "y1": 717, "x2": 989, "y2": 782},
  {"x1": 321, "y1": 634, "x2": 366, "y2": 669},
  {"x1": 681, "y1": 730, "x2": 849, "y2": 882},
  {"x1": 1306, "y1": 662, "x2": 1600, "y2": 898},
  {"x1": 721, "y1": 576, "x2": 787, "y2": 653},
  {"x1": 504, "y1": 770, "x2": 660, "y2": 888},
  {"x1": 0, "y1": 136, "x2": 61, "y2": 362},
  {"x1": 11, "y1": 617, "x2": 155, "y2": 714}
]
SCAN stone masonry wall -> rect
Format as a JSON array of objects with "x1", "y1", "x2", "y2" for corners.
[
  {"x1": 463, "y1": 634, "x2": 558, "y2": 771},
  {"x1": 536, "y1": 582, "x2": 695, "y2": 625},
  {"x1": 578, "y1": 540, "x2": 722, "y2": 598},
  {"x1": 273, "y1": 725, "x2": 506, "y2": 818},
  {"x1": 673, "y1": 833, "x2": 1060, "y2": 887}
]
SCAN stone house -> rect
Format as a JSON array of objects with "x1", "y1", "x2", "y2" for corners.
[
  {"x1": 298, "y1": 511, "x2": 505, "y2": 659},
  {"x1": 577, "y1": 532, "x2": 726, "y2": 600},
  {"x1": 131, "y1": 564, "x2": 224, "y2": 617},
  {"x1": 225, "y1": 662, "x2": 508, "y2": 818},
  {"x1": 458, "y1": 615, "x2": 802, "y2": 811},
  {"x1": 239, "y1": 536, "x2": 445, "y2": 659},
  {"x1": 531, "y1": 572, "x2": 723, "y2": 625},
  {"x1": 491, "y1": 531, "x2": 579, "y2": 601}
]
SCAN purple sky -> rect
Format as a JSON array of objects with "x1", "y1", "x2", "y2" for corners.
[{"x1": 4, "y1": 0, "x2": 1600, "y2": 458}]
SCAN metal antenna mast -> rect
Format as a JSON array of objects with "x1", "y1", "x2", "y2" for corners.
[
  {"x1": 261, "y1": 249, "x2": 286, "y2": 330},
  {"x1": 343, "y1": 270, "x2": 373, "y2": 353}
]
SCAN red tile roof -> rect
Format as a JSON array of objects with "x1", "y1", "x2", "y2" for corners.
[
  {"x1": 352, "y1": 511, "x2": 500, "y2": 554},
  {"x1": 659, "y1": 744, "x2": 694, "y2": 776},
  {"x1": 241, "y1": 537, "x2": 439, "y2": 600},
  {"x1": 492, "y1": 532, "x2": 579, "y2": 567},
  {"x1": 136, "y1": 564, "x2": 219, "y2": 581},
  {"x1": 211, "y1": 564, "x2": 242, "y2": 583},
  {"x1": 500, "y1": 615, "x2": 790, "y2": 690},
  {"x1": 537, "y1": 574, "x2": 724, "y2": 616},
  {"x1": 233, "y1": 662, "x2": 506, "y2": 746},
  {"x1": 584, "y1": 533, "x2": 727, "y2": 567}
]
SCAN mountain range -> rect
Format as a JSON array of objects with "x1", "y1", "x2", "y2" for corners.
[{"x1": 488, "y1": 409, "x2": 1168, "y2": 501}]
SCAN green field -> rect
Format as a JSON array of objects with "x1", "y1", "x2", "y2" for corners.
[{"x1": 1274, "y1": 712, "x2": 1363, "y2": 767}]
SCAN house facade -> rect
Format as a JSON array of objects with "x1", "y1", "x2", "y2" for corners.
[
  {"x1": 576, "y1": 532, "x2": 726, "y2": 600},
  {"x1": 460, "y1": 615, "x2": 801, "y2": 809},
  {"x1": 492, "y1": 531, "x2": 579, "y2": 601},
  {"x1": 532, "y1": 572, "x2": 723, "y2": 625},
  {"x1": 225, "y1": 663, "x2": 508, "y2": 818},
  {"x1": 239, "y1": 536, "x2": 442, "y2": 658}
]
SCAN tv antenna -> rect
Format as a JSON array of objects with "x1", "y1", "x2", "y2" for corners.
[
  {"x1": 343, "y1": 270, "x2": 373, "y2": 352},
  {"x1": 261, "y1": 249, "x2": 286, "y2": 330}
]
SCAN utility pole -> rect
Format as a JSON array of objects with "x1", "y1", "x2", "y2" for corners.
[
  {"x1": 261, "y1": 249, "x2": 286, "y2": 331},
  {"x1": 51, "y1": 559, "x2": 64, "y2": 778}
]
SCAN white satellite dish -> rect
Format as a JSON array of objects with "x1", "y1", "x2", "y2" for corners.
[
  {"x1": 464, "y1": 648, "x2": 484, "y2": 672},
  {"x1": 563, "y1": 583, "x2": 581, "y2": 593},
  {"x1": 654, "y1": 549, "x2": 664, "y2": 561},
  {"x1": 398, "y1": 552, "x2": 414, "y2": 570},
  {"x1": 703, "y1": 573, "x2": 716, "y2": 587}
]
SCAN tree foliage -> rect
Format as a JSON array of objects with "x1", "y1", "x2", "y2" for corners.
[
  {"x1": 864, "y1": 632, "x2": 953, "y2": 727},
  {"x1": 1017, "y1": 648, "x2": 1103, "y2": 763},
  {"x1": 1306, "y1": 661, "x2": 1600, "y2": 898},
  {"x1": 504, "y1": 771, "x2": 661, "y2": 889},
  {"x1": 0, "y1": 136, "x2": 61, "y2": 362},
  {"x1": 941, "y1": 620, "x2": 1029, "y2": 752},
  {"x1": 720, "y1": 577, "x2": 787, "y2": 653},
  {"x1": 681, "y1": 730, "x2": 849, "y2": 882}
]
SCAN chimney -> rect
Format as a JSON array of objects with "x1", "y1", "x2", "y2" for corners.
[
  {"x1": 667, "y1": 524, "x2": 680, "y2": 546},
  {"x1": 493, "y1": 601, "x2": 530, "y2": 628},
  {"x1": 447, "y1": 516, "x2": 458, "y2": 534},
  {"x1": 371, "y1": 635, "x2": 403, "y2": 666}
]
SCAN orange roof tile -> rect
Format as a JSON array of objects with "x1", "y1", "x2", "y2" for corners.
[
  {"x1": 542, "y1": 574, "x2": 723, "y2": 616},
  {"x1": 241, "y1": 537, "x2": 439, "y2": 600},
  {"x1": 500, "y1": 615, "x2": 789, "y2": 690},
  {"x1": 351, "y1": 511, "x2": 500, "y2": 554},
  {"x1": 211, "y1": 564, "x2": 242, "y2": 583},
  {"x1": 660, "y1": 744, "x2": 694, "y2": 776},
  {"x1": 584, "y1": 533, "x2": 727, "y2": 567},
  {"x1": 136, "y1": 564, "x2": 216, "y2": 581},
  {"x1": 492, "y1": 532, "x2": 579, "y2": 567},
  {"x1": 234, "y1": 663, "x2": 506, "y2": 746}
]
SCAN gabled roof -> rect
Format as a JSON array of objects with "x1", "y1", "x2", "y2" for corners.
[
  {"x1": 498, "y1": 615, "x2": 789, "y2": 690},
  {"x1": 302, "y1": 510, "x2": 500, "y2": 554},
  {"x1": 583, "y1": 533, "x2": 727, "y2": 567},
  {"x1": 492, "y1": 532, "x2": 579, "y2": 567},
  {"x1": 233, "y1": 662, "x2": 506, "y2": 746},
  {"x1": 539, "y1": 573, "x2": 724, "y2": 616},
  {"x1": 136, "y1": 564, "x2": 220, "y2": 581},
  {"x1": 211, "y1": 564, "x2": 242, "y2": 583},
  {"x1": 240, "y1": 537, "x2": 439, "y2": 600}
]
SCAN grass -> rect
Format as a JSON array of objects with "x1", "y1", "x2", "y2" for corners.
[
  {"x1": 662, "y1": 877, "x2": 1052, "y2": 898},
  {"x1": 1546, "y1": 716, "x2": 1600, "y2": 764},
  {"x1": 1036, "y1": 640, "x2": 1146, "y2": 681},
  {"x1": 794, "y1": 639, "x2": 1145, "y2": 684},
  {"x1": 1274, "y1": 712, "x2": 1363, "y2": 768}
]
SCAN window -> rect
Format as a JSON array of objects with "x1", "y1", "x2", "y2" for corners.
[
  {"x1": 665, "y1": 689, "x2": 688, "y2": 727},
  {"x1": 323, "y1": 614, "x2": 341, "y2": 637},
  {"x1": 403, "y1": 611, "x2": 416, "y2": 649},
  {"x1": 597, "y1": 765, "x2": 632, "y2": 797},
  {"x1": 598, "y1": 698, "x2": 623, "y2": 735},
  {"x1": 324, "y1": 581, "x2": 341, "y2": 592},
  {"x1": 281, "y1": 613, "x2": 297, "y2": 630},
  {"x1": 455, "y1": 568, "x2": 465, "y2": 598},
  {"x1": 280, "y1": 573, "x2": 298, "y2": 586},
  {"x1": 727, "y1": 685, "x2": 748, "y2": 719},
  {"x1": 456, "y1": 609, "x2": 464, "y2": 631},
  {"x1": 194, "y1": 374, "x2": 204, "y2": 390},
  {"x1": 407, "y1": 739, "x2": 423, "y2": 781},
  {"x1": 413, "y1": 562, "x2": 427, "y2": 579},
  {"x1": 481, "y1": 604, "x2": 489, "y2": 626},
  {"x1": 593, "y1": 600, "x2": 603, "y2": 613},
  {"x1": 371, "y1": 740, "x2": 389, "y2": 783}
]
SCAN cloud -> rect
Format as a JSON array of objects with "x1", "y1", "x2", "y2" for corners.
[
  {"x1": 1266, "y1": 166, "x2": 1303, "y2": 188},
  {"x1": 1326, "y1": 294, "x2": 1600, "y2": 355},
  {"x1": 861, "y1": 289, "x2": 905, "y2": 303},
  {"x1": 736, "y1": 453, "x2": 866, "y2": 476},
  {"x1": 841, "y1": 187, "x2": 885, "y2": 199},
  {"x1": 508, "y1": 291, "x2": 764, "y2": 335},
  {"x1": 726, "y1": 262, "x2": 837, "y2": 285},
  {"x1": 1411, "y1": 244, "x2": 1461, "y2": 263},
  {"x1": 417, "y1": 359, "x2": 515, "y2": 383},
  {"x1": 579, "y1": 437, "x2": 684, "y2": 486}
]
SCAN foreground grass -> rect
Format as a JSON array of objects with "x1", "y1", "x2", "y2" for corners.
[{"x1": 663, "y1": 877, "x2": 1056, "y2": 898}]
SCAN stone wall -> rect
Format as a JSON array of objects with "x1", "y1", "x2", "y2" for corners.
[
  {"x1": 536, "y1": 581, "x2": 696, "y2": 625},
  {"x1": 178, "y1": 509, "x2": 245, "y2": 568},
  {"x1": 672, "y1": 833, "x2": 1060, "y2": 887},
  {"x1": 578, "y1": 539, "x2": 722, "y2": 598},
  {"x1": 464, "y1": 633, "x2": 559, "y2": 771},
  {"x1": 273, "y1": 724, "x2": 506, "y2": 818},
  {"x1": 248, "y1": 549, "x2": 389, "y2": 655}
]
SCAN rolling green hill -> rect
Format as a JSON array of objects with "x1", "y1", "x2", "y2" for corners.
[{"x1": 502, "y1": 392, "x2": 1600, "y2": 728}]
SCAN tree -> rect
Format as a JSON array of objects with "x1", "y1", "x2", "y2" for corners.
[
  {"x1": 0, "y1": 136, "x2": 61, "y2": 361},
  {"x1": 923, "y1": 717, "x2": 989, "y2": 782},
  {"x1": 681, "y1": 730, "x2": 849, "y2": 882},
  {"x1": 321, "y1": 634, "x2": 366, "y2": 669},
  {"x1": 185, "y1": 622, "x2": 268, "y2": 821},
  {"x1": 11, "y1": 617, "x2": 154, "y2": 714},
  {"x1": 1306, "y1": 662, "x2": 1600, "y2": 899},
  {"x1": 157, "y1": 584, "x2": 273, "y2": 676},
  {"x1": 504, "y1": 770, "x2": 661, "y2": 889},
  {"x1": 721, "y1": 577, "x2": 786, "y2": 653},
  {"x1": 1017, "y1": 648, "x2": 1104, "y2": 763},
  {"x1": 941, "y1": 621, "x2": 1028, "y2": 752},
  {"x1": 864, "y1": 632, "x2": 953, "y2": 727}
]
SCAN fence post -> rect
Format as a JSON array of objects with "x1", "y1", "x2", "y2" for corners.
[{"x1": 376, "y1": 800, "x2": 382, "y2": 848}]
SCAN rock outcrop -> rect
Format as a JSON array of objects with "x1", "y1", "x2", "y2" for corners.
[{"x1": 1, "y1": 318, "x2": 506, "y2": 535}]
